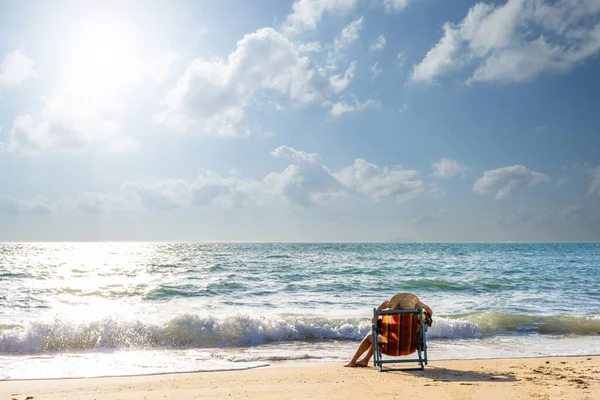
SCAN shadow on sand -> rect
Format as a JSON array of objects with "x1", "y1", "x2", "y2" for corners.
[{"x1": 370, "y1": 366, "x2": 518, "y2": 383}]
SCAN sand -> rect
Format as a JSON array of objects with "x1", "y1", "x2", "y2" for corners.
[{"x1": 3, "y1": 356, "x2": 599, "y2": 400}]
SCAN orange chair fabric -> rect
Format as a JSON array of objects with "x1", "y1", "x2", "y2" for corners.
[{"x1": 379, "y1": 313, "x2": 420, "y2": 356}]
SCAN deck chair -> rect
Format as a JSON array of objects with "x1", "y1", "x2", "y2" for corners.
[{"x1": 372, "y1": 307, "x2": 428, "y2": 371}]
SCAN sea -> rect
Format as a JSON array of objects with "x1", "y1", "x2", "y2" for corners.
[{"x1": 1, "y1": 242, "x2": 599, "y2": 380}]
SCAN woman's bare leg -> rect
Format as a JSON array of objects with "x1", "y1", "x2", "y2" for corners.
[
  {"x1": 356, "y1": 345, "x2": 373, "y2": 366},
  {"x1": 344, "y1": 334, "x2": 373, "y2": 367}
]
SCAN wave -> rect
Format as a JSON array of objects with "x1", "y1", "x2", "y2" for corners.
[
  {"x1": 1, "y1": 312, "x2": 598, "y2": 354},
  {"x1": 456, "y1": 311, "x2": 600, "y2": 335},
  {"x1": 0, "y1": 271, "x2": 31, "y2": 279},
  {"x1": 401, "y1": 279, "x2": 470, "y2": 291}
]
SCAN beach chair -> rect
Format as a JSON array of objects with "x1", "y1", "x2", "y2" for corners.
[{"x1": 372, "y1": 307, "x2": 428, "y2": 371}]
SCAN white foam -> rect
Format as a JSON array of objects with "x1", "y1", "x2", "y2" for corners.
[
  {"x1": 2, "y1": 312, "x2": 597, "y2": 356},
  {"x1": 1, "y1": 314, "x2": 373, "y2": 354},
  {"x1": 427, "y1": 317, "x2": 483, "y2": 339}
]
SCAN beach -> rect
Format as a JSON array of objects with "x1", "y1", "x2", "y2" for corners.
[{"x1": 3, "y1": 356, "x2": 599, "y2": 400}]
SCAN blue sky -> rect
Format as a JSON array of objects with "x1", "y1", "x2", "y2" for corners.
[{"x1": 0, "y1": 0, "x2": 599, "y2": 242}]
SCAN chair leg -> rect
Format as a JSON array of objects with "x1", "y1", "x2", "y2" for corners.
[{"x1": 376, "y1": 348, "x2": 383, "y2": 372}]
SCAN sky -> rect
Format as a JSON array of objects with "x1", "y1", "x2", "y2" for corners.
[{"x1": 0, "y1": 0, "x2": 599, "y2": 242}]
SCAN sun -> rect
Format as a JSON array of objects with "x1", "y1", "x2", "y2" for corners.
[{"x1": 61, "y1": 18, "x2": 143, "y2": 105}]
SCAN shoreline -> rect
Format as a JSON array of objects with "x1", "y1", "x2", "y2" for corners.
[
  {"x1": 4, "y1": 355, "x2": 599, "y2": 399},
  {"x1": 3, "y1": 353, "x2": 600, "y2": 382}
]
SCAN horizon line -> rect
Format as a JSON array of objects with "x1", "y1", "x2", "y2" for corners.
[{"x1": 1, "y1": 240, "x2": 599, "y2": 244}]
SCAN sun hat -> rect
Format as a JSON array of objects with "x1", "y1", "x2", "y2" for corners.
[{"x1": 389, "y1": 292, "x2": 420, "y2": 310}]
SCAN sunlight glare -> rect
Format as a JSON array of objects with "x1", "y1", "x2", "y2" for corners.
[{"x1": 62, "y1": 19, "x2": 144, "y2": 105}]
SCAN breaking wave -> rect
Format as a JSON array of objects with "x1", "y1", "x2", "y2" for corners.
[{"x1": 2, "y1": 312, "x2": 598, "y2": 354}]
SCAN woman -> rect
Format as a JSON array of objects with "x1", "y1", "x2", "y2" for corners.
[{"x1": 344, "y1": 293, "x2": 433, "y2": 368}]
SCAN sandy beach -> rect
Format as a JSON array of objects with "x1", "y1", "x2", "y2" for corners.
[{"x1": 3, "y1": 356, "x2": 598, "y2": 400}]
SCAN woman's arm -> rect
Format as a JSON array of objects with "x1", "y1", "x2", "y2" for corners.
[
  {"x1": 371, "y1": 300, "x2": 391, "y2": 323},
  {"x1": 417, "y1": 301, "x2": 433, "y2": 317}
]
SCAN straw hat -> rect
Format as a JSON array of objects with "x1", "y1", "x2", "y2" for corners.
[{"x1": 389, "y1": 292, "x2": 420, "y2": 310}]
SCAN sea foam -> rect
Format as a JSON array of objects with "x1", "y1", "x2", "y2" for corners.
[{"x1": 3, "y1": 312, "x2": 597, "y2": 354}]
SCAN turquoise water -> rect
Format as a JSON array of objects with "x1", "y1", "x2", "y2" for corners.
[{"x1": 1, "y1": 242, "x2": 599, "y2": 379}]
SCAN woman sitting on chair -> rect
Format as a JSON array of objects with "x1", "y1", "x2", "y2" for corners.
[{"x1": 344, "y1": 292, "x2": 433, "y2": 368}]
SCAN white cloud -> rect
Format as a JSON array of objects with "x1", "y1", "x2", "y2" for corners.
[
  {"x1": 73, "y1": 192, "x2": 139, "y2": 214},
  {"x1": 266, "y1": 146, "x2": 423, "y2": 206},
  {"x1": 410, "y1": 21, "x2": 462, "y2": 82},
  {"x1": 8, "y1": 107, "x2": 135, "y2": 155},
  {"x1": 0, "y1": 196, "x2": 25, "y2": 214},
  {"x1": 3, "y1": 49, "x2": 174, "y2": 154},
  {"x1": 191, "y1": 169, "x2": 264, "y2": 208},
  {"x1": 3, "y1": 147, "x2": 425, "y2": 214},
  {"x1": 282, "y1": 0, "x2": 413, "y2": 33},
  {"x1": 473, "y1": 165, "x2": 550, "y2": 200},
  {"x1": 283, "y1": 0, "x2": 359, "y2": 34},
  {"x1": 191, "y1": 171, "x2": 238, "y2": 207},
  {"x1": 76, "y1": 193, "x2": 118, "y2": 214},
  {"x1": 330, "y1": 61, "x2": 357, "y2": 92},
  {"x1": 297, "y1": 42, "x2": 323, "y2": 53},
  {"x1": 120, "y1": 147, "x2": 425, "y2": 210},
  {"x1": 124, "y1": 179, "x2": 192, "y2": 211},
  {"x1": 29, "y1": 197, "x2": 55, "y2": 214},
  {"x1": 328, "y1": 97, "x2": 379, "y2": 118},
  {"x1": 370, "y1": 35, "x2": 387, "y2": 51},
  {"x1": 432, "y1": 157, "x2": 468, "y2": 178},
  {"x1": 398, "y1": 103, "x2": 409, "y2": 113},
  {"x1": 1, "y1": 193, "x2": 134, "y2": 215},
  {"x1": 370, "y1": 62, "x2": 382, "y2": 80},
  {"x1": 412, "y1": 0, "x2": 600, "y2": 83},
  {"x1": 0, "y1": 50, "x2": 37, "y2": 89},
  {"x1": 326, "y1": 17, "x2": 363, "y2": 70},
  {"x1": 0, "y1": 196, "x2": 54, "y2": 214},
  {"x1": 156, "y1": 28, "x2": 331, "y2": 136},
  {"x1": 335, "y1": 159, "x2": 423, "y2": 202},
  {"x1": 397, "y1": 52, "x2": 405, "y2": 67},
  {"x1": 0, "y1": 196, "x2": 22, "y2": 214},
  {"x1": 265, "y1": 146, "x2": 344, "y2": 207},
  {"x1": 333, "y1": 17, "x2": 364, "y2": 55},
  {"x1": 123, "y1": 169, "x2": 264, "y2": 211},
  {"x1": 382, "y1": 0, "x2": 419, "y2": 13},
  {"x1": 2, "y1": 172, "x2": 261, "y2": 215},
  {"x1": 589, "y1": 165, "x2": 600, "y2": 196}
]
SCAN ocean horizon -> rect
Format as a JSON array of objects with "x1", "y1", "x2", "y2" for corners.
[{"x1": 3, "y1": 240, "x2": 600, "y2": 243}]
